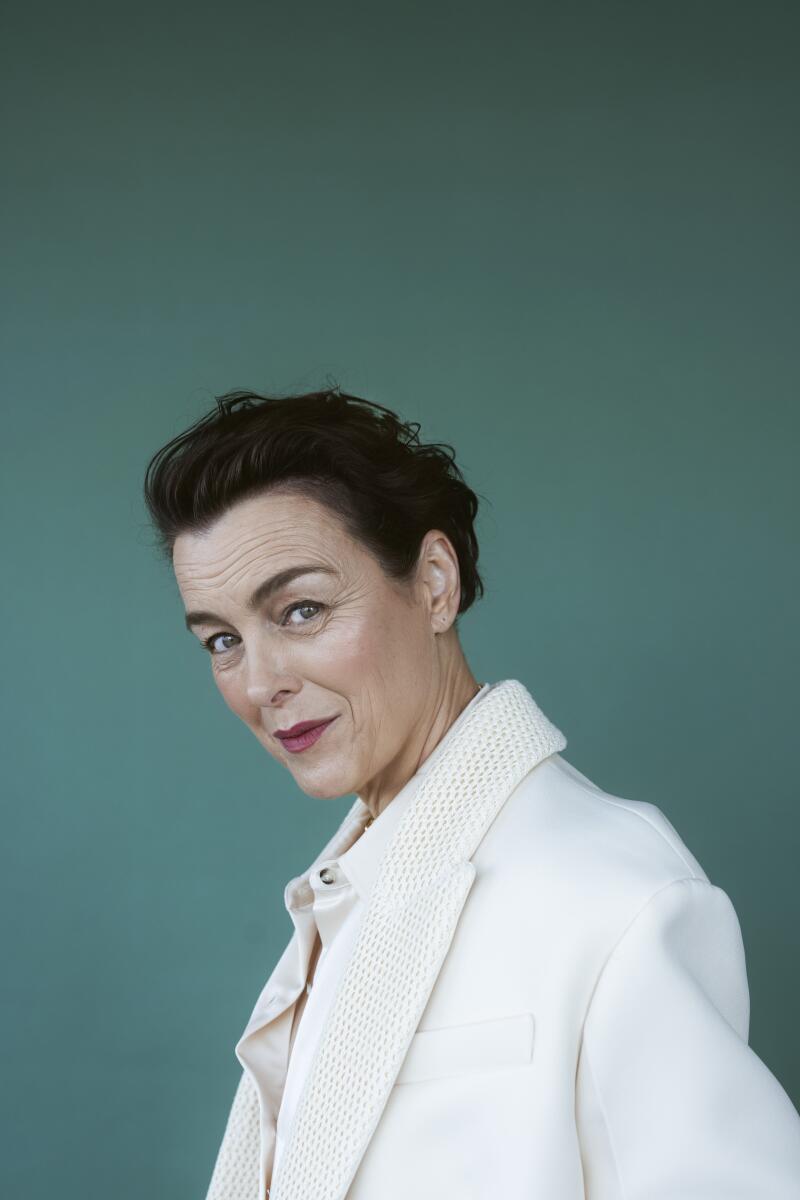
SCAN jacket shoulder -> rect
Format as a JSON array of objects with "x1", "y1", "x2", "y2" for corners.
[
  {"x1": 545, "y1": 752, "x2": 709, "y2": 880},
  {"x1": 478, "y1": 750, "x2": 711, "y2": 925}
]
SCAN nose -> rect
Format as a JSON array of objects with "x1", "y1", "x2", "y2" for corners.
[
  {"x1": 248, "y1": 677, "x2": 299, "y2": 709},
  {"x1": 244, "y1": 642, "x2": 299, "y2": 709}
]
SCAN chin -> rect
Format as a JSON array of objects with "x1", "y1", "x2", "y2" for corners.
[{"x1": 293, "y1": 762, "x2": 356, "y2": 802}]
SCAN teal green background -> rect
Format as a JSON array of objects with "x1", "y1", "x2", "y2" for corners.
[{"x1": 2, "y1": 2, "x2": 798, "y2": 1195}]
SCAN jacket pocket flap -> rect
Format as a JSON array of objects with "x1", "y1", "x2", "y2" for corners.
[{"x1": 394, "y1": 1010, "x2": 535, "y2": 1086}]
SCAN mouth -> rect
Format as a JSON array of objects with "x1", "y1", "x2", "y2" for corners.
[{"x1": 275, "y1": 716, "x2": 338, "y2": 754}]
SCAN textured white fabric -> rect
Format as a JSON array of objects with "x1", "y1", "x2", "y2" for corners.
[
  {"x1": 204, "y1": 677, "x2": 800, "y2": 1200},
  {"x1": 265, "y1": 682, "x2": 494, "y2": 1185}
]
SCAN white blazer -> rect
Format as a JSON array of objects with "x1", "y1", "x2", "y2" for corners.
[{"x1": 206, "y1": 678, "x2": 800, "y2": 1199}]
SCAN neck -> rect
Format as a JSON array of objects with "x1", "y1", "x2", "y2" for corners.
[{"x1": 358, "y1": 659, "x2": 481, "y2": 821}]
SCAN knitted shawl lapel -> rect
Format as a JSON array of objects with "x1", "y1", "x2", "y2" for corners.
[{"x1": 206, "y1": 677, "x2": 567, "y2": 1200}]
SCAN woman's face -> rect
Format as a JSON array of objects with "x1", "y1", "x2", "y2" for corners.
[{"x1": 173, "y1": 488, "x2": 461, "y2": 804}]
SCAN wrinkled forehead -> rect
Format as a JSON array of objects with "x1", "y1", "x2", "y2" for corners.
[
  {"x1": 173, "y1": 491, "x2": 349, "y2": 576},
  {"x1": 171, "y1": 492, "x2": 366, "y2": 616}
]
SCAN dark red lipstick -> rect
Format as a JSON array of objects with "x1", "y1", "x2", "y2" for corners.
[{"x1": 274, "y1": 716, "x2": 338, "y2": 753}]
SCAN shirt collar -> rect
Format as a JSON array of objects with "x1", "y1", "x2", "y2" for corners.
[{"x1": 285, "y1": 682, "x2": 494, "y2": 911}]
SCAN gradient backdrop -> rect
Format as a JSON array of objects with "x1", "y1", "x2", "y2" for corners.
[{"x1": 2, "y1": 2, "x2": 798, "y2": 1196}]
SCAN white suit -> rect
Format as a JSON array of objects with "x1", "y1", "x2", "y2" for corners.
[{"x1": 206, "y1": 678, "x2": 800, "y2": 1199}]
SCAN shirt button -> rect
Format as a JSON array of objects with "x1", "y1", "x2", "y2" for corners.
[{"x1": 319, "y1": 866, "x2": 337, "y2": 884}]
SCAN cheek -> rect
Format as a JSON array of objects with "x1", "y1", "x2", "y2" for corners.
[
  {"x1": 213, "y1": 669, "x2": 252, "y2": 718},
  {"x1": 298, "y1": 611, "x2": 378, "y2": 674},
  {"x1": 332, "y1": 608, "x2": 427, "y2": 701},
  {"x1": 322, "y1": 609, "x2": 406, "y2": 679}
]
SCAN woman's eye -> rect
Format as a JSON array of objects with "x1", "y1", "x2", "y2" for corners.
[
  {"x1": 203, "y1": 632, "x2": 238, "y2": 655},
  {"x1": 202, "y1": 602, "x2": 324, "y2": 655},
  {"x1": 282, "y1": 601, "x2": 324, "y2": 627}
]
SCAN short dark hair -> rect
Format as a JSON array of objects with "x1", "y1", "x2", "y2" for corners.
[{"x1": 142, "y1": 385, "x2": 486, "y2": 619}]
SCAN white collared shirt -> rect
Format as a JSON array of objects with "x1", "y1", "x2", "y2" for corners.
[{"x1": 249, "y1": 681, "x2": 494, "y2": 1187}]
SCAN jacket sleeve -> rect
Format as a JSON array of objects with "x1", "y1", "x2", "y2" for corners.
[{"x1": 575, "y1": 875, "x2": 800, "y2": 1199}]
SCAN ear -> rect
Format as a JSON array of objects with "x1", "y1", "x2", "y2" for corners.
[{"x1": 416, "y1": 530, "x2": 461, "y2": 633}]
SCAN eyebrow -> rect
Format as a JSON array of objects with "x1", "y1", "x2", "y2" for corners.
[{"x1": 183, "y1": 564, "x2": 338, "y2": 631}]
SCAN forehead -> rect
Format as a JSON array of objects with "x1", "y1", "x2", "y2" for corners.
[{"x1": 172, "y1": 489, "x2": 357, "y2": 591}]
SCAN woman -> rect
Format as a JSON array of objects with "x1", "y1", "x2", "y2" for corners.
[{"x1": 143, "y1": 387, "x2": 800, "y2": 1200}]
